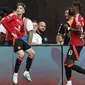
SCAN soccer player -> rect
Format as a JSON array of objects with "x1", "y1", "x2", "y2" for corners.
[
  {"x1": 37, "y1": 21, "x2": 48, "y2": 44},
  {"x1": 1, "y1": 2, "x2": 35, "y2": 84},
  {"x1": 56, "y1": 8, "x2": 71, "y2": 45},
  {"x1": 64, "y1": 1, "x2": 85, "y2": 85}
]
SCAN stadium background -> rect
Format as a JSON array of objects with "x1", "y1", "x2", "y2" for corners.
[
  {"x1": 0, "y1": 0, "x2": 85, "y2": 85},
  {"x1": 0, "y1": 0, "x2": 85, "y2": 44}
]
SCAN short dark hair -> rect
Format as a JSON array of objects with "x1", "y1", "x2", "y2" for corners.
[
  {"x1": 16, "y1": 2, "x2": 26, "y2": 10},
  {"x1": 32, "y1": 20, "x2": 38, "y2": 23},
  {"x1": 65, "y1": 7, "x2": 75, "y2": 16},
  {"x1": 69, "y1": 7, "x2": 75, "y2": 16},
  {"x1": 72, "y1": 1, "x2": 81, "y2": 12}
]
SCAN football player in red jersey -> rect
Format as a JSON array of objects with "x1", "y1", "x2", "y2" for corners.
[
  {"x1": 64, "y1": 1, "x2": 85, "y2": 85},
  {"x1": 1, "y1": 2, "x2": 35, "y2": 84}
]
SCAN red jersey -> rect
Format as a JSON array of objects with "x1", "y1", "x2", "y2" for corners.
[
  {"x1": 1, "y1": 13, "x2": 25, "y2": 41},
  {"x1": 71, "y1": 14, "x2": 84, "y2": 46}
]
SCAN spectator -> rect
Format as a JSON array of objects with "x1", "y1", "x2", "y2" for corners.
[
  {"x1": 31, "y1": 20, "x2": 42, "y2": 45},
  {"x1": 37, "y1": 21, "x2": 48, "y2": 44}
]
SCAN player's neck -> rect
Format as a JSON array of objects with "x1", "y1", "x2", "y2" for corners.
[{"x1": 18, "y1": 14, "x2": 23, "y2": 18}]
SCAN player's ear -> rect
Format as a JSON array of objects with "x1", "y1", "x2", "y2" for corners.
[{"x1": 23, "y1": 10, "x2": 25, "y2": 14}]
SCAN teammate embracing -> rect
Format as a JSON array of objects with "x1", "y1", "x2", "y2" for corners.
[{"x1": 64, "y1": 1, "x2": 85, "y2": 85}]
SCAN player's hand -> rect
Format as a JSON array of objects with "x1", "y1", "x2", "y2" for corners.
[
  {"x1": 11, "y1": 33, "x2": 17, "y2": 39},
  {"x1": 64, "y1": 24, "x2": 68, "y2": 29}
]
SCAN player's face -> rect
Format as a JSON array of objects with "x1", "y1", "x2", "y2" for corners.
[
  {"x1": 33, "y1": 22, "x2": 38, "y2": 32},
  {"x1": 38, "y1": 22, "x2": 46, "y2": 32},
  {"x1": 16, "y1": 5, "x2": 25, "y2": 15},
  {"x1": 65, "y1": 10, "x2": 69, "y2": 20}
]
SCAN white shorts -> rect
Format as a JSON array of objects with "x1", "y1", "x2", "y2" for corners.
[{"x1": 0, "y1": 24, "x2": 6, "y2": 34}]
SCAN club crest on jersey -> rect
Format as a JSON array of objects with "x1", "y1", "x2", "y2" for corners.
[{"x1": 16, "y1": 19, "x2": 23, "y2": 25}]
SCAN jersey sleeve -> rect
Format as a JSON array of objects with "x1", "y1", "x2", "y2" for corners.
[
  {"x1": 25, "y1": 19, "x2": 33, "y2": 32},
  {"x1": 58, "y1": 24, "x2": 64, "y2": 35},
  {"x1": 1, "y1": 13, "x2": 17, "y2": 35},
  {"x1": 75, "y1": 15, "x2": 84, "y2": 28}
]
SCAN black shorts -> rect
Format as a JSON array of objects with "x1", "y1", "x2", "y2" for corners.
[
  {"x1": 65, "y1": 45, "x2": 83, "y2": 61},
  {"x1": 14, "y1": 39, "x2": 31, "y2": 52}
]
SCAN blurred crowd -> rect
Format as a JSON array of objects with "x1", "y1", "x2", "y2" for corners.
[
  {"x1": 0, "y1": 1, "x2": 85, "y2": 45},
  {"x1": 0, "y1": 5, "x2": 48, "y2": 46}
]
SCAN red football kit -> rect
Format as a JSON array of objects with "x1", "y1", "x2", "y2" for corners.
[
  {"x1": 71, "y1": 14, "x2": 84, "y2": 46},
  {"x1": 1, "y1": 13, "x2": 25, "y2": 41}
]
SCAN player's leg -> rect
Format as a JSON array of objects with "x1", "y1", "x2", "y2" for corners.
[
  {"x1": 12, "y1": 39, "x2": 25, "y2": 84},
  {"x1": 24, "y1": 48, "x2": 35, "y2": 82},
  {"x1": 65, "y1": 61, "x2": 85, "y2": 85},
  {"x1": 13, "y1": 50, "x2": 24, "y2": 84},
  {"x1": 64, "y1": 61, "x2": 74, "y2": 85},
  {"x1": 64, "y1": 46, "x2": 85, "y2": 85},
  {"x1": 64, "y1": 45, "x2": 74, "y2": 85},
  {"x1": 25, "y1": 48, "x2": 35, "y2": 71},
  {"x1": 70, "y1": 46, "x2": 85, "y2": 74},
  {"x1": 23, "y1": 41, "x2": 35, "y2": 82}
]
